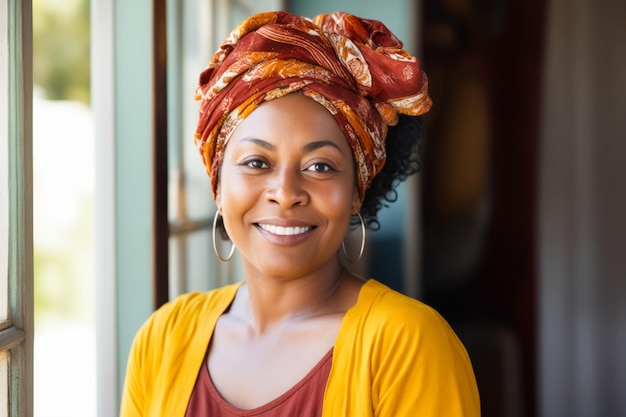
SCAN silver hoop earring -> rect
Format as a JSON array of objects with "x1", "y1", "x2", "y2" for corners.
[
  {"x1": 342, "y1": 212, "x2": 366, "y2": 263},
  {"x1": 212, "y1": 211, "x2": 235, "y2": 262}
]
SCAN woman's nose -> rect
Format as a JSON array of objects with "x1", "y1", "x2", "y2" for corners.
[{"x1": 265, "y1": 167, "x2": 310, "y2": 208}]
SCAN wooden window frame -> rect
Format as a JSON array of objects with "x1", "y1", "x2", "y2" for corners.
[{"x1": 1, "y1": 1, "x2": 34, "y2": 416}]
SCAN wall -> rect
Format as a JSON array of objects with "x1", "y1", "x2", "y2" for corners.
[{"x1": 539, "y1": 0, "x2": 626, "y2": 415}]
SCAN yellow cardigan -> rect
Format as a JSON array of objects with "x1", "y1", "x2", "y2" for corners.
[{"x1": 120, "y1": 279, "x2": 480, "y2": 416}]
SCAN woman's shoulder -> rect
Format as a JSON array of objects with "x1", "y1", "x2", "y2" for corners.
[
  {"x1": 354, "y1": 279, "x2": 459, "y2": 341},
  {"x1": 358, "y1": 280, "x2": 441, "y2": 319},
  {"x1": 332, "y1": 280, "x2": 480, "y2": 416},
  {"x1": 346, "y1": 279, "x2": 473, "y2": 369}
]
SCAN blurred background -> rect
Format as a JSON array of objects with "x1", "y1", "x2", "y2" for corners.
[
  {"x1": 30, "y1": 0, "x2": 625, "y2": 416},
  {"x1": 32, "y1": 0, "x2": 95, "y2": 416}
]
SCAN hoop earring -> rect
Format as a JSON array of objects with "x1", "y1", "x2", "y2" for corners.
[
  {"x1": 212, "y1": 211, "x2": 235, "y2": 262},
  {"x1": 342, "y1": 212, "x2": 366, "y2": 263}
]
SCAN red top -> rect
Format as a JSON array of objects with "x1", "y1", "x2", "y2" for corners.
[{"x1": 185, "y1": 349, "x2": 333, "y2": 417}]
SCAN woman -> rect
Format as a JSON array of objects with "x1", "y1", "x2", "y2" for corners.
[{"x1": 121, "y1": 11, "x2": 480, "y2": 416}]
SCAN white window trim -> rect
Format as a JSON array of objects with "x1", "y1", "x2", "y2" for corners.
[{"x1": 92, "y1": 0, "x2": 118, "y2": 415}]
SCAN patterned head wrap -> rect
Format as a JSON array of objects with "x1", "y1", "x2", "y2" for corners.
[{"x1": 195, "y1": 11, "x2": 431, "y2": 201}]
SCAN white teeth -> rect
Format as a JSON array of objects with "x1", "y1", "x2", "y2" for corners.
[{"x1": 258, "y1": 224, "x2": 310, "y2": 236}]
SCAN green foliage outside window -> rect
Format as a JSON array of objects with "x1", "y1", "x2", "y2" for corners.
[{"x1": 33, "y1": 0, "x2": 90, "y2": 103}]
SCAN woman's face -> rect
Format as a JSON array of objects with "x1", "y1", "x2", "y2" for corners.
[{"x1": 216, "y1": 93, "x2": 361, "y2": 279}]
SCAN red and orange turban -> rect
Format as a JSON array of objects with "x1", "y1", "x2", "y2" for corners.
[{"x1": 195, "y1": 11, "x2": 431, "y2": 201}]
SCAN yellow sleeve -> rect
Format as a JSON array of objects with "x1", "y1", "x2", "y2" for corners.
[
  {"x1": 119, "y1": 285, "x2": 241, "y2": 417},
  {"x1": 324, "y1": 280, "x2": 480, "y2": 417},
  {"x1": 119, "y1": 305, "x2": 163, "y2": 417},
  {"x1": 370, "y1": 294, "x2": 480, "y2": 416},
  {"x1": 119, "y1": 338, "x2": 143, "y2": 416}
]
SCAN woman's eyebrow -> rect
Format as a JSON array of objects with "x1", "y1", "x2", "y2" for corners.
[
  {"x1": 238, "y1": 138, "x2": 345, "y2": 155},
  {"x1": 238, "y1": 137, "x2": 275, "y2": 150},
  {"x1": 303, "y1": 140, "x2": 345, "y2": 154}
]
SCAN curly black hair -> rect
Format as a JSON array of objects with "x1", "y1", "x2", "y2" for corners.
[
  {"x1": 356, "y1": 114, "x2": 424, "y2": 230},
  {"x1": 214, "y1": 114, "x2": 424, "y2": 239}
]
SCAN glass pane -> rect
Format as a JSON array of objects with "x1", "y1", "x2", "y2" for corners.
[
  {"x1": 169, "y1": 229, "x2": 243, "y2": 298},
  {"x1": 166, "y1": 0, "x2": 213, "y2": 224},
  {"x1": 169, "y1": 230, "x2": 217, "y2": 297},
  {"x1": 167, "y1": 0, "x2": 227, "y2": 297},
  {"x1": 186, "y1": 229, "x2": 220, "y2": 291},
  {"x1": 0, "y1": 0, "x2": 10, "y2": 326}
]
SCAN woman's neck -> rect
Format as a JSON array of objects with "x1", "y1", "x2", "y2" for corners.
[{"x1": 232, "y1": 260, "x2": 356, "y2": 335}]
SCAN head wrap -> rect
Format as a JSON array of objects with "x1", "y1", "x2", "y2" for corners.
[{"x1": 195, "y1": 11, "x2": 431, "y2": 201}]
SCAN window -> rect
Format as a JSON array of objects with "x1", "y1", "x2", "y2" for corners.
[{"x1": 0, "y1": 1, "x2": 34, "y2": 416}]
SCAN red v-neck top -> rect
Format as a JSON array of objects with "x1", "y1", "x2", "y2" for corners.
[{"x1": 185, "y1": 349, "x2": 333, "y2": 417}]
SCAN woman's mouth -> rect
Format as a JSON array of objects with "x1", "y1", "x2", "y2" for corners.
[{"x1": 257, "y1": 223, "x2": 312, "y2": 236}]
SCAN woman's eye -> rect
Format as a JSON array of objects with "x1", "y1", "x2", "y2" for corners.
[
  {"x1": 245, "y1": 159, "x2": 269, "y2": 169},
  {"x1": 306, "y1": 162, "x2": 333, "y2": 173}
]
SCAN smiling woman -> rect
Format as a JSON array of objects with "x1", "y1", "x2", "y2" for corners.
[{"x1": 120, "y1": 10, "x2": 479, "y2": 417}]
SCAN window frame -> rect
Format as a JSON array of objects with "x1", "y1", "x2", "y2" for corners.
[{"x1": 1, "y1": 1, "x2": 34, "y2": 416}]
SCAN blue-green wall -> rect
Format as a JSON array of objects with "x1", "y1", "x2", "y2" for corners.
[{"x1": 114, "y1": 0, "x2": 154, "y2": 394}]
